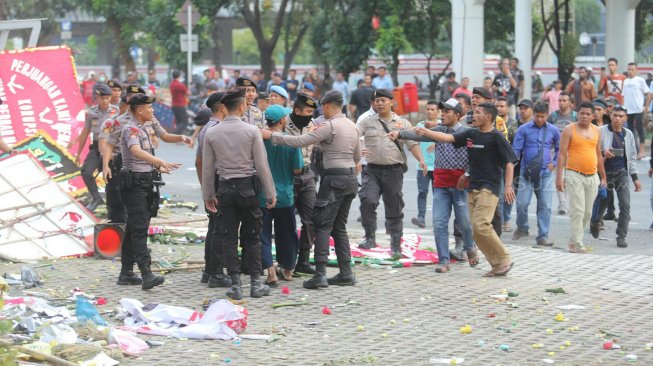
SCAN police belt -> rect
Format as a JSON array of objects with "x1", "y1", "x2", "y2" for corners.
[
  {"x1": 219, "y1": 175, "x2": 257, "y2": 184},
  {"x1": 130, "y1": 171, "x2": 154, "y2": 180},
  {"x1": 321, "y1": 167, "x2": 355, "y2": 176},
  {"x1": 367, "y1": 163, "x2": 402, "y2": 170}
]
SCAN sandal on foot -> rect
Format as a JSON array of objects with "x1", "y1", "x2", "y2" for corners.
[
  {"x1": 483, "y1": 262, "x2": 514, "y2": 277},
  {"x1": 466, "y1": 249, "x2": 479, "y2": 267},
  {"x1": 435, "y1": 264, "x2": 451, "y2": 273},
  {"x1": 265, "y1": 280, "x2": 279, "y2": 288},
  {"x1": 276, "y1": 268, "x2": 293, "y2": 281}
]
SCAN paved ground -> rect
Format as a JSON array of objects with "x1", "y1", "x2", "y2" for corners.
[{"x1": 5, "y1": 143, "x2": 653, "y2": 365}]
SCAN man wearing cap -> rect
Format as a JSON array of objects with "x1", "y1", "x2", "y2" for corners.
[
  {"x1": 285, "y1": 93, "x2": 320, "y2": 274},
  {"x1": 107, "y1": 80, "x2": 123, "y2": 107},
  {"x1": 270, "y1": 85, "x2": 289, "y2": 106},
  {"x1": 119, "y1": 94, "x2": 191, "y2": 289},
  {"x1": 260, "y1": 105, "x2": 304, "y2": 285},
  {"x1": 203, "y1": 88, "x2": 276, "y2": 300},
  {"x1": 100, "y1": 85, "x2": 148, "y2": 223},
  {"x1": 260, "y1": 90, "x2": 361, "y2": 289},
  {"x1": 511, "y1": 102, "x2": 560, "y2": 247},
  {"x1": 357, "y1": 88, "x2": 427, "y2": 258},
  {"x1": 194, "y1": 93, "x2": 231, "y2": 288},
  {"x1": 73, "y1": 83, "x2": 120, "y2": 211},
  {"x1": 257, "y1": 92, "x2": 270, "y2": 112},
  {"x1": 589, "y1": 105, "x2": 641, "y2": 248},
  {"x1": 389, "y1": 98, "x2": 477, "y2": 273},
  {"x1": 412, "y1": 102, "x2": 518, "y2": 277},
  {"x1": 236, "y1": 77, "x2": 265, "y2": 128}
]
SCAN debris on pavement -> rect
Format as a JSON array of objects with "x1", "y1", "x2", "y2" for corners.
[
  {"x1": 271, "y1": 301, "x2": 309, "y2": 309},
  {"x1": 545, "y1": 288, "x2": 567, "y2": 294}
]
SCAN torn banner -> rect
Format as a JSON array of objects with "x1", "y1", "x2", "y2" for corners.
[
  {"x1": 120, "y1": 298, "x2": 248, "y2": 340},
  {"x1": 0, "y1": 154, "x2": 95, "y2": 261}
]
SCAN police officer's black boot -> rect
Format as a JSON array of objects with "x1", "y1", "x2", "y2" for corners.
[
  {"x1": 226, "y1": 275, "x2": 243, "y2": 300},
  {"x1": 117, "y1": 266, "x2": 143, "y2": 286},
  {"x1": 208, "y1": 272, "x2": 232, "y2": 288},
  {"x1": 357, "y1": 230, "x2": 377, "y2": 249},
  {"x1": 294, "y1": 249, "x2": 316, "y2": 274},
  {"x1": 140, "y1": 266, "x2": 164, "y2": 290},
  {"x1": 250, "y1": 273, "x2": 271, "y2": 298},
  {"x1": 303, "y1": 262, "x2": 329, "y2": 289},
  {"x1": 327, "y1": 261, "x2": 356, "y2": 286},
  {"x1": 390, "y1": 233, "x2": 402, "y2": 260}
]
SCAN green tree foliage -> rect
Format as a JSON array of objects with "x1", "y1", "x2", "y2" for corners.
[
  {"x1": 309, "y1": 0, "x2": 376, "y2": 79},
  {"x1": 484, "y1": 0, "x2": 515, "y2": 56},
  {"x1": 375, "y1": 14, "x2": 411, "y2": 86},
  {"x1": 192, "y1": 0, "x2": 231, "y2": 70},
  {"x1": 144, "y1": 0, "x2": 211, "y2": 72},
  {"x1": 575, "y1": 0, "x2": 601, "y2": 34}
]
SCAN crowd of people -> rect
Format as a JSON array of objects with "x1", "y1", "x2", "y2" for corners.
[{"x1": 2, "y1": 56, "x2": 651, "y2": 299}]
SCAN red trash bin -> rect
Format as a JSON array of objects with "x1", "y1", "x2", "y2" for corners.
[
  {"x1": 392, "y1": 87, "x2": 405, "y2": 116},
  {"x1": 403, "y1": 82, "x2": 419, "y2": 113}
]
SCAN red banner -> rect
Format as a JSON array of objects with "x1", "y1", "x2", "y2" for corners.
[{"x1": 0, "y1": 46, "x2": 86, "y2": 159}]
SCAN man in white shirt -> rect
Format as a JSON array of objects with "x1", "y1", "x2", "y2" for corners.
[
  {"x1": 622, "y1": 62, "x2": 652, "y2": 159},
  {"x1": 331, "y1": 71, "x2": 351, "y2": 115}
]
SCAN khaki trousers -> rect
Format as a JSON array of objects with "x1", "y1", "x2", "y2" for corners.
[
  {"x1": 468, "y1": 189, "x2": 512, "y2": 269},
  {"x1": 565, "y1": 170, "x2": 599, "y2": 247}
]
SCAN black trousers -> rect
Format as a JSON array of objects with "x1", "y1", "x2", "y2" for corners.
[
  {"x1": 359, "y1": 164, "x2": 405, "y2": 236},
  {"x1": 313, "y1": 173, "x2": 358, "y2": 264},
  {"x1": 120, "y1": 178, "x2": 154, "y2": 271},
  {"x1": 106, "y1": 154, "x2": 126, "y2": 223},
  {"x1": 172, "y1": 106, "x2": 189, "y2": 134},
  {"x1": 597, "y1": 170, "x2": 631, "y2": 238},
  {"x1": 293, "y1": 169, "x2": 316, "y2": 257},
  {"x1": 627, "y1": 113, "x2": 645, "y2": 145},
  {"x1": 215, "y1": 176, "x2": 263, "y2": 276},
  {"x1": 205, "y1": 175, "x2": 225, "y2": 274},
  {"x1": 81, "y1": 143, "x2": 102, "y2": 200}
]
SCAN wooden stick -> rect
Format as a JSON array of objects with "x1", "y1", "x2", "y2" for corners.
[
  {"x1": 150, "y1": 217, "x2": 208, "y2": 226},
  {"x1": 0, "y1": 338, "x2": 77, "y2": 366},
  {"x1": 155, "y1": 265, "x2": 205, "y2": 272}
]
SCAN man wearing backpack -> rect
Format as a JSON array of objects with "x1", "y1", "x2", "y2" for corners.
[{"x1": 547, "y1": 92, "x2": 577, "y2": 215}]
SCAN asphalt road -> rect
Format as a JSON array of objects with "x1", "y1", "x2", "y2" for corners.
[{"x1": 157, "y1": 140, "x2": 653, "y2": 256}]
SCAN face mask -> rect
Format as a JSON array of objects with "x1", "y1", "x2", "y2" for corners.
[
  {"x1": 99, "y1": 76, "x2": 107, "y2": 82},
  {"x1": 291, "y1": 112, "x2": 312, "y2": 129}
]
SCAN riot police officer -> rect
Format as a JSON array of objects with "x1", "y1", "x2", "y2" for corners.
[
  {"x1": 100, "y1": 85, "x2": 147, "y2": 223},
  {"x1": 236, "y1": 77, "x2": 265, "y2": 128},
  {"x1": 285, "y1": 93, "x2": 319, "y2": 275},
  {"x1": 73, "y1": 83, "x2": 120, "y2": 211},
  {"x1": 261, "y1": 90, "x2": 361, "y2": 289},
  {"x1": 202, "y1": 88, "x2": 276, "y2": 300},
  {"x1": 107, "y1": 80, "x2": 123, "y2": 107},
  {"x1": 118, "y1": 94, "x2": 191, "y2": 289}
]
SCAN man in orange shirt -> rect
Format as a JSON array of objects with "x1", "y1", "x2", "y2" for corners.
[
  {"x1": 556, "y1": 101, "x2": 607, "y2": 253},
  {"x1": 566, "y1": 67, "x2": 597, "y2": 105}
]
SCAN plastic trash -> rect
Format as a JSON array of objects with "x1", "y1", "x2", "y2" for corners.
[
  {"x1": 499, "y1": 344, "x2": 510, "y2": 352},
  {"x1": 555, "y1": 304, "x2": 585, "y2": 310},
  {"x1": 322, "y1": 306, "x2": 332, "y2": 315},
  {"x1": 80, "y1": 352, "x2": 120, "y2": 366},
  {"x1": 39, "y1": 324, "x2": 78, "y2": 344},
  {"x1": 542, "y1": 358, "x2": 555, "y2": 364},
  {"x1": 459, "y1": 325, "x2": 472, "y2": 334},
  {"x1": 553, "y1": 312, "x2": 567, "y2": 322},
  {"x1": 20, "y1": 266, "x2": 42, "y2": 288},
  {"x1": 625, "y1": 354, "x2": 638, "y2": 362},
  {"x1": 429, "y1": 357, "x2": 464, "y2": 364},
  {"x1": 109, "y1": 328, "x2": 149, "y2": 355},
  {"x1": 76, "y1": 296, "x2": 107, "y2": 326}
]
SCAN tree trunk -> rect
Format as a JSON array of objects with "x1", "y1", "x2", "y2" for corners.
[
  {"x1": 391, "y1": 49, "x2": 400, "y2": 88},
  {"x1": 260, "y1": 44, "x2": 275, "y2": 81},
  {"x1": 107, "y1": 16, "x2": 135, "y2": 73},
  {"x1": 426, "y1": 55, "x2": 434, "y2": 99},
  {"x1": 210, "y1": 17, "x2": 223, "y2": 72}
]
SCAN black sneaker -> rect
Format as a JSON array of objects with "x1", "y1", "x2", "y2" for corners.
[
  {"x1": 327, "y1": 272, "x2": 356, "y2": 286},
  {"x1": 357, "y1": 238, "x2": 377, "y2": 249},
  {"x1": 616, "y1": 237, "x2": 628, "y2": 248},
  {"x1": 411, "y1": 217, "x2": 426, "y2": 228},
  {"x1": 117, "y1": 272, "x2": 143, "y2": 285},
  {"x1": 589, "y1": 223, "x2": 600, "y2": 239},
  {"x1": 208, "y1": 273, "x2": 232, "y2": 288}
]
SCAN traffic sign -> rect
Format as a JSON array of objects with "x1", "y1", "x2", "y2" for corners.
[
  {"x1": 176, "y1": 0, "x2": 200, "y2": 33},
  {"x1": 180, "y1": 34, "x2": 198, "y2": 53},
  {"x1": 61, "y1": 20, "x2": 72, "y2": 32}
]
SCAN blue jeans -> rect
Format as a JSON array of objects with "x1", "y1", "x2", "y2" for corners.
[
  {"x1": 432, "y1": 187, "x2": 474, "y2": 264},
  {"x1": 515, "y1": 170, "x2": 553, "y2": 241},
  {"x1": 416, "y1": 170, "x2": 434, "y2": 221},
  {"x1": 260, "y1": 206, "x2": 300, "y2": 270}
]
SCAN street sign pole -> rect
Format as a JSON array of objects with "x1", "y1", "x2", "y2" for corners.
[{"x1": 187, "y1": 3, "x2": 192, "y2": 88}]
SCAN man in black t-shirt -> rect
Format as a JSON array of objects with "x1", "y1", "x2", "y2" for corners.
[
  {"x1": 414, "y1": 102, "x2": 517, "y2": 277},
  {"x1": 349, "y1": 74, "x2": 375, "y2": 119}
]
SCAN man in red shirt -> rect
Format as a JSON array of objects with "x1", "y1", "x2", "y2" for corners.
[
  {"x1": 599, "y1": 58, "x2": 626, "y2": 105},
  {"x1": 170, "y1": 70, "x2": 190, "y2": 134}
]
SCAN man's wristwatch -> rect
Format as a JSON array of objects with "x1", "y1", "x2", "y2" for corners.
[{"x1": 464, "y1": 172, "x2": 470, "y2": 177}]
